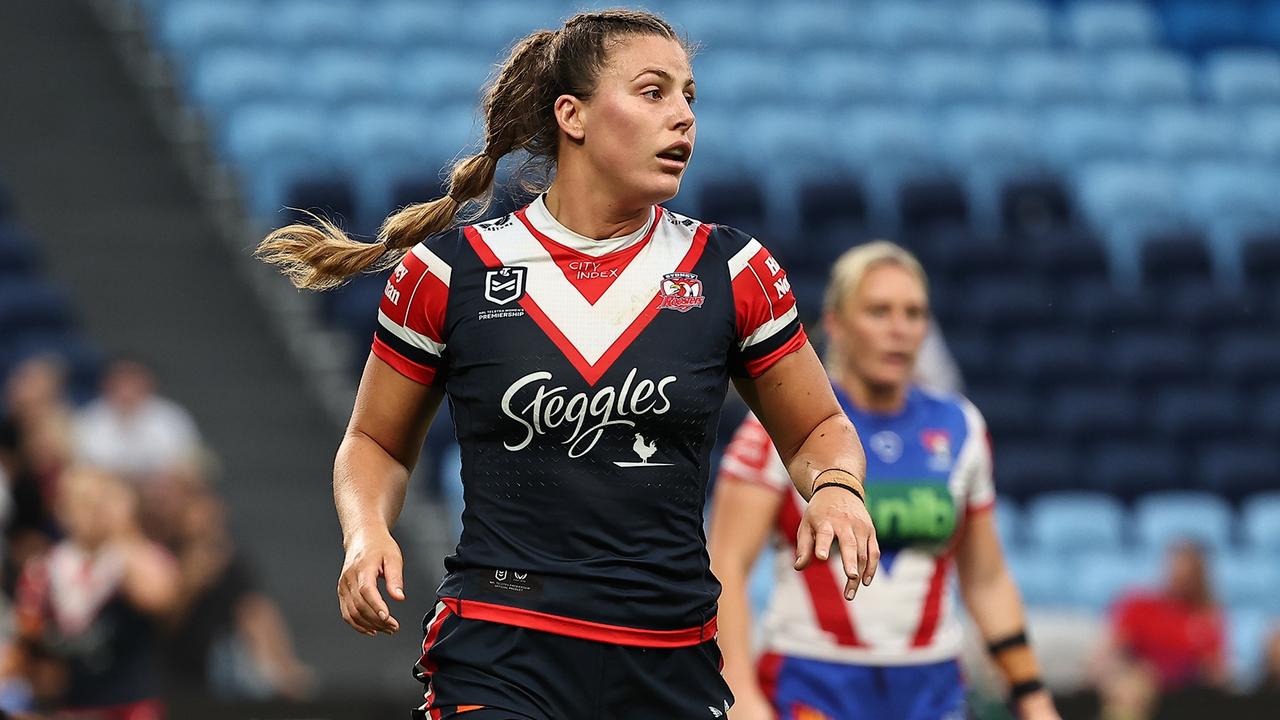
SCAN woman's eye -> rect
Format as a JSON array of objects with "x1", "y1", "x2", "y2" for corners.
[
  {"x1": 644, "y1": 89, "x2": 662, "y2": 100},
  {"x1": 684, "y1": 94, "x2": 697, "y2": 105}
]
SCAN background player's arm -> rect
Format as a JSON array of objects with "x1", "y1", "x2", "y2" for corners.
[
  {"x1": 956, "y1": 510, "x2": 1058, "y2": 719},
  {"x1": 734, "y1": 343, "x2": 878, "y2": 598},
  {"x1": 335, "y1": 352, "x2": 444, "y2": 637},
  {"x1": 708, "y1": 475, "x2": 784, "y2": 719}
]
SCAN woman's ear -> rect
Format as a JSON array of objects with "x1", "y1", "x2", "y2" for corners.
[{"x1": 554, "y1": 94, "x2": 586, "y2": 142}]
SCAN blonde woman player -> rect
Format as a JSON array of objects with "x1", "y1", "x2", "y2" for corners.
[
  {"x1": 257, "y1": 9, "x2": 877, "y2": 719},
  {"x1": 710, "y1": 242, "x2": 1060, "y2": 720}
]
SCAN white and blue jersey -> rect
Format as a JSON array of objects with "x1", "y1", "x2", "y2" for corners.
[{"x1": 718, "y1": 385, "x2": 994, "y2": 718}]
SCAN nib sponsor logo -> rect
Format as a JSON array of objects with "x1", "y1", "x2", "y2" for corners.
[{"x1": 500, "y1": 368, "x2": 676, "y2": 459}]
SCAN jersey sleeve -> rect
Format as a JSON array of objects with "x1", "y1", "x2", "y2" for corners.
[
  {"x1": 722, "y1": 228, "x2": 808, "y2": 377},
  {"x1": 716, "y1": 412, "x2": 790, "y2": 493},
  {"x1": 958, "y1": 399, "x2": 996, "y2": 514},
  {"x1": 371, "y1": 239, "x2": 453, "y2": 386}
]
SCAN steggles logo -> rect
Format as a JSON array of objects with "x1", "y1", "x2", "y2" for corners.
[{"x1": 500, "y1": 368, "x2": 676, "y2": 458}]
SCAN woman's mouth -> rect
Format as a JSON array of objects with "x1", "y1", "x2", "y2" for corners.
[{"x1": 657, "y1": 141, "x2": 691, "y2": 170}]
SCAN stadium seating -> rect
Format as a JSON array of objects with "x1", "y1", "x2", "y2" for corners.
[
  {"x1": 1133, "y1": 492, "x2": 1234, "y2": 552},
  {"x1": 1025, "y1": 492, "x2": 1126, "y2": 556}
]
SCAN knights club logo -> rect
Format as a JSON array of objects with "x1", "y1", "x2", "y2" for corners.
[
  {"x1": 658, "y1": 272, "x2": 704, "y2": 312},
  {"x1": 921, "y1": 429, "x2": 953, "y2": 471},
  {"x1": 485, "y1": 266, "x2": 527, "y2": 305}
]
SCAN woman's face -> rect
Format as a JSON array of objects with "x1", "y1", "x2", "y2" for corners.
[
  {"x1": 571, "y1": 34, "x2": 696, "y2": 206},
  {"x1": 825, "y1": 264, "x2": 930, "y2": 392}
]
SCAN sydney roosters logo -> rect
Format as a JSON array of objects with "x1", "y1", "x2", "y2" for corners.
[
  {"x1": 658, "y1": 272, "x2": 704, "y2": 312},
  {"x1": 500, "y1": 368, "x2": 676, "y2": 458}
]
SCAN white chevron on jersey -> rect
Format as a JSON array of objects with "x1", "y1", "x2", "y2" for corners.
[{"x1": 468, "y1": 199, "x2": 702, "y2": 369}]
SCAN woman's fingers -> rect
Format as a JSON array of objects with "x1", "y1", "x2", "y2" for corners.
[
  {"x1": 835, "y1": 524, "x2": 861, "y2": 600},
  {"x1": 793, "y1": 520, "x2": 814, "y2": 570},
  {"x1": 863, "y1": 530, "x2": 881, "y2": 586}
]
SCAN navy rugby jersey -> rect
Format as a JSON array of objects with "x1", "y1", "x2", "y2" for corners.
[{"x1": 372, "y1": 195, "x2": 806, "y2": 647}]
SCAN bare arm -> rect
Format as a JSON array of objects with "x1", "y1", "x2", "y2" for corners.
[
  {"x1": 236, "y1": 593, "x2": 313, "y2": 699},
  {"x1": 733, "y1": 342, "x2": 878, "y2": 599},
  {"x1": 335, "y1": 352, "x2": 444, "y2": 636},
  {"x1": 707, "y1": 479, "x2": 783, "y2": 718},
  {"x1": 956, "y1": 509, "x2": 1058, "y2": 719},
  {"x1": 119, "y1": 541, "x2": 180, "y2": 617}
]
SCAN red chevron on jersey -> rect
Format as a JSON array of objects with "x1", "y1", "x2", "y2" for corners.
[
  {"x1": 518, "y1": 209, "x2": 656, "y2": 304},
  {"x1": 465, "y1": 209, "x2": 709, "y2": 386}
]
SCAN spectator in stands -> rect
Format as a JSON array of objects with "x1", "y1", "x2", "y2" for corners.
[
  {"x1": 1092, "y1": 540, "x2": 1227, "y2": 719},
  {"x1": 160, "y1": 462, "x2": 312, "y2": 702},
  {"x1": 2, "y1": 355, "x2": 71, "y2": 436},
  {"x1": 73, "y1": 358, "x2": 200, "y2": 479},
  {"x1": 15, "y1": 466, "x2": 179, "y2": 718}
]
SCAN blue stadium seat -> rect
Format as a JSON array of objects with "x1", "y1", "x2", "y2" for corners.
[
  {"x1": 1141, "y1": 108, "x2": 1239, "y2": 165},
  {"x1": 1185, "y1": 163, "x2": 1280, "y2": 230},
  {"x1": 222, "y1": 102, "x2": 337, "y2": 216},
  {"x1": 1133, "y1": 492, "x2": 1233, "y2": 552},
  {"x1": 1023, "y1": 231, "x2": 1108, "y2": 284},
  {"x1": 1161, "y1": 0, "x2": 1253, "y2": 57},
  {"x1": 0, "y1": 225, "x2": 39, "y2": 276},
  {"x1": 1203, "y1": 50, "x2": 1280, "y2": 106},
  {"x1": 692, "y1": 50, "x2": 793, "y2": 105},
  {"x1": 1007, "y1": 331, "x2": 1098, "y2": 387},
  {"x1": 963, "y1": 277, "x2": 1058, "y2": 331},
  {"x1": 901, "y1": 53, "x2": 999, "y2": 106},
  {"x1": 1107, "y1": 331, "x2": 1202, "y2": 385},
  {"x1": 943, "y1": 328, "x2": 992, "y2": 382},
  {"x1": 1025, "y1": 492, "x2": 1126, "y2": 556},
  {"x1": 1042, "y1": 108, "x2": 1139, "y2": 169},
  {"x1": 1139, "y1": 233, "x2": 1213, "y2": 287},
  {"x1": 1212, "y1": 332, "x2": 1280, "y2": 387},
  {"x1": 1196, "y1": 443, "x2": 1280, "y2": 500},
  {"x1": 1226, "y1": 609, "x2": 1273, "y2": 689},
  {"x1": 1245, "y1": 107, "x2": 1280, "y2": 161},
  {"x1": 1241, "y1": 493, "x2": 1280, "y2": 553},
  {"x1": 1075, "y1": 163, "x2": 1188, "y2": 282},
  {"x1": 761, "y1": 2, "x2": 859, "y2": 50},
  {"x1": 938, "y1": 106, "x2": 1044, "y2": 234},
  {"x1": 867, "y1": 2, "x2": 958, "y2": 50},
  {"x1": 667, "y1": 1, "x2": 760, "y2": 51},
  {"x1": 965, "y1": 384, "x2": 1039, "y2": 442},
  {"x1": 996, "y1": 442, "x2": 1079, "y2": 499},
  {"x1": 268, "y1": 0, "x2": 369, "y2": 48},
  {"x1": 365, "y1": 1, "x2": 461, "y2": 49},
  {"x1": 834, "y1": 107, "x2": 942, "y2": 230},
  {"x1": 796, "y1": 53, "x2": 898, "y2": 105},
  {"x1": 1074, "y1": 550, "x2": 1161, "y2": 611},
  {"x1": 1095, "y1": 51, "x2": 1195, "y2": 106},
  {"x1": 159, "y1": 0, "x2": 260, "y2": 63},
  {"x1": 1044, "y1": 386, "x2": 1142, "y2": 443},
  {"x1": 396, "y1": 50, "x2": 494, "y2": 107},
  {"x1": 451, "y1": 0, "x2": 562, "y2": 48},
  {"x1": 1255, "y1": 386, "x2": 1280, "y2": 437},
  {"x1": 190, "y1": 48, "x2": 294, "y2": 119},
  {"x1": 1062, "y1": 2, "x2": 1159, "y2": 51},
  {"x1": 1163, "y1": 285, "x2": 1270, "y2": 335},
  {"x1": 0, "y1": 280, "x2": 74, "y2": 336},
  {"x1": 1063, "y1": 281, "x2": 1164, "y2": 334},
  {"x1": 1002, "y1": 52, "x2": 1096, "y2": 106},
  {"x1": 1085, "y1": 444, "x2": 1184, "y2": 498},
  {"x1": 995, "y1": 501, "x2": 1021, "y2": 548},
  {"x1": 795, "y1": 177, "x2": 869, "y2": 243},
  {"x1": 1214, "y1": 553, "x2": 1280, "y2": 610},
  {"x1": 1260, "y1": 2, "x2": 1280, "y2": 49},
  {"x1": 1005, "y1": 549, "x2": 1071, "y2": 607},
  {"x1": 296, "y1": 50, "x2": 395, "y2": 106},
  {"x1": 1150, "y1": 386, "x2": 1245, "y2": 442},
  {"x1": 1243, "y1": 235, "x2": 1280, "y2": 291},
  {"x1": 331, "y1": 103, "x2": 439, "y2": 223},
  {"x1": 960, "y1": 1, "x2": 1051, "y2": 51}
]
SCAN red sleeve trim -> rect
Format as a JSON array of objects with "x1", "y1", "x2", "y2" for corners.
[
  {"x1": 441, "y1": 597, "x2": 717, "y2": 648},
  {"x1": 743, "y1": 326, "x2": 808, "y2": 377},
  {"x1": 372, "y1": 335, "x2": 438, "y2": 385},
  {"x1": 966, "y1": 499, "x2": 997, "y2": 516}
]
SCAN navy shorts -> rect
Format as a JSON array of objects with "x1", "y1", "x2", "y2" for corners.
[
  {"x1": 412, "y1": 603, "x2": 733, "y2": 719},
  {"x1": 760, "y1": 652, "x2": 968, "y2": 720}
]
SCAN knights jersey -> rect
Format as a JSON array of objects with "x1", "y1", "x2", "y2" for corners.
[
  {"x1": 372, "y1": 195, "x2": 806, "y2": 646},
  {"x1": 718, "y1": 386, "x2": 995, "y2": 666}
]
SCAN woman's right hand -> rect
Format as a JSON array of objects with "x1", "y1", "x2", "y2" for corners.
[
  {"x1": 728, "y1": 690, "x2": 776, "y2": 720},
  {"x1": 337, "y1": 528, "x2": 405, "y2": 636}
]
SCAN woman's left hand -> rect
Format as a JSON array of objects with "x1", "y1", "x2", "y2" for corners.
[
  {"x1": 1015, "y1": 691, "x2": 1062, "y2": 720},
  {"x1": 793, "y1": 484, "x2": 879, "y2": 600}
]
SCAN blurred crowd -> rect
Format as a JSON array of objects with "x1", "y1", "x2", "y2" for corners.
[{"x1": 0, "y1": 355, "x2": 311, "y2": 718}]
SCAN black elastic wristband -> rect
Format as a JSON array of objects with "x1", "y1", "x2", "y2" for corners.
[
  {"x1": 1009, "y1": 678, "x2": 1045, "y2": 703},
  {"x1": 987, "y1": 630, "x2": 1029, "y2": 656},
  {"x1": 812, "y1": 482, "x2": 864, "y2": 503}
]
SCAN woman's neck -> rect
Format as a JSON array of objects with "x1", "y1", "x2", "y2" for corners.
[
  {"x1": 834, "y1": 370, "x2": 909, "y2": 415},
  {"x1": 544, "y1": 178, "x2": 651, "y2": 240}
]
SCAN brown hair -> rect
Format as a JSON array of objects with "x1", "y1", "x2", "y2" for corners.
[{"x1": 256, "y1": 9, "x2": 684, "y2": 290}]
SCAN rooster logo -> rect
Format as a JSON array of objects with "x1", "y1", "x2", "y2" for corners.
[
  {"x1": 613, "y1": 433, "x2": 673, "y2": 467},
  {"x1": 658, "y1": 272, "x2": 705, "y2": 312}
]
